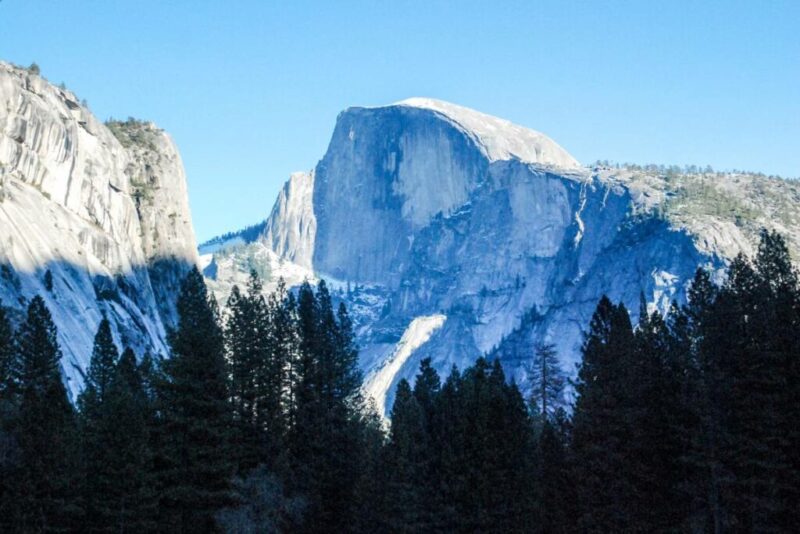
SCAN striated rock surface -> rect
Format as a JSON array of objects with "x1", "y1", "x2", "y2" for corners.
[
  {"x1": 203, "y1": 98, "x2": 800, "y2": 415},
  {"x1": 0, "y1": 62, "x2": 197, "y2": 399},
  {"x1": 262, "y1": 171, "x2": 316, "y2": 269}
]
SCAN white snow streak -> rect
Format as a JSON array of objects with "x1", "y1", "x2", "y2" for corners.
[{"x1": 363, "y1": 314, "x2": 447, "y2": 419}]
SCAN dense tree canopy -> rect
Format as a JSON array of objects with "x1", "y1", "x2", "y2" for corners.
[{"x1": 0, "y1": 230, "x2": 798, "y2": 532}]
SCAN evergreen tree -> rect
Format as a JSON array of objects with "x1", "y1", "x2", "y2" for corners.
[
  {"x1": 571, "y1": 296, "x2": 638, "y2": 532},
  {"x1": 80, "y1": 339, "x2": 156, "y2": 533},
  {"x1": 410, "y1": 357, "x2": 441, "y2": 526},
  {"x1": 527, "y1": 342, "x2": 566, "y2": 423},
  {"x1": 481, "y1": 360, "x2": 536, "y2": 533},
  {"x1": 752, "y1": 230, "x2": 800, "y2": 529},
  {"x1": 288, "y1": 280, "x2": 367, "y2": 533},
  {"x1": 430, "y1": 365, "x2": 464, "y2": 531},
  {"x1": 351, "y1": 399, "x2": 387, "y2": 534},
  {"x1": 226, "y1": 271, "x2": 292, "y2": 475},
  {"x1": 14, "y1": 296, "x2": 80, "y2": 531},
  {"x1": 257, "y1": 276, "x2": 290, "y2": 467},
  {"x1": 78, "y1": 318, "x2": 118, "y2": 415},
  {"x1": 431, "y1": 359, "x2": 535, "y2": 532},
  {"x1": 681, "y1": 267, "x2": 731, "y2": 531},
  {"x1": 333, "y1": 301, "x2": 361, "y2": 402},
  {"x1": 78, "y1": 318, "x2": 121, "y2": 531},
  {"x1": 156, "y1": 267, "x2": 234, "y2": 532},
  {"x1": 412, "y1": 357, "x2": 441, "y2": 428},
  {"x1": 631, "y1": 302, "x2": 689, "y2": 530},
  {"x1": 383, "y1": 379, "x2": 429, "y2": 532},
  {"x1": 719, "y1": 231, "x2": 798, "y2": 531},
  {"x1": 225, "y1": 271, "x2": 272, "y2": 473},
  {"x1": 137, "y1": 350, "x2": 162, "y2": 408},
  {"x1": 534, "y1": 414, "x2": 575, "y2": 534},
  {"x1": 288, "y1": 281, "x2": 323, "y2": 520},
  {"x1": 0, "y1": 301, "x2": 21, "y2": 531},
  {"x1": 108, "y1": 347, "x2": 157, "y2": 531},
  {"x1": 270, "y1": 280, "x2": 300, "y2": 452}
]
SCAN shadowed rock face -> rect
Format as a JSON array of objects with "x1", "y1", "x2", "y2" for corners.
[
  {"x1": 313, "y1": 105, "x2": 490, "y2": 285},
  {"x1": 0, "y1": 62, "x2": 197, "y2": 399},
  {"x1": 204, "y1": 97, "x2": 800, "y2": 415}
]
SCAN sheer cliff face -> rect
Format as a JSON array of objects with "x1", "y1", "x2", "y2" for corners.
[
  {"x1": 0, "y1": 62, "x2": 197, "y2": 398},
  {"x1": 263, "y1": 171, "x2": 316, "y2": 269},
  {"x1": 312, "y1": 102, "x2": 580, "y2": 289},
  {"x1": 312, "y1": 105, "x2": 488, "y2": 286},
  {"x1": 228, "y1": 97, "x2": 800, "y2": 415}
]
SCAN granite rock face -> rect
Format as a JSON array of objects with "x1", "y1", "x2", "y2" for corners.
[
  {"x1": 203, "y1": 98, "x2": 800, "y2": 415},
  {"x1": 0, "y1": 62, "x2": 197, "y2": 398}
]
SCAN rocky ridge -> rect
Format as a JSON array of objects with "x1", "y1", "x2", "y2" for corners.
[
  {"x1": 201, "y1": 98, "x2": 800, "y2": 415},
  {"x1": 0, "y1": 62, "x2": 197, "y2": 398}
]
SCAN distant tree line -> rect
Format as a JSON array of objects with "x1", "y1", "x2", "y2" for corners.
[
  {"x1": 0, "y1": 229, "x2": 798, "y2": 532},
  {"x1": 592, "y1": 160, "x2": 791, "y2": 181}
]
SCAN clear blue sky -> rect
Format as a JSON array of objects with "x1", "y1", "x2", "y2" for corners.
[{"x1": 2, "y1": 1, "x2": 798, "y2": 242}]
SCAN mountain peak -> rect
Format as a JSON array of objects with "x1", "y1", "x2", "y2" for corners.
[{"x1": 390, "y1": 97, "x2": 580, "y2": 169}]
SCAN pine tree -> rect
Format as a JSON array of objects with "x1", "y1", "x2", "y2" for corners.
[
  {"x1": 288, "y1": 280, "x2": 367, "y2": 532},
  {"x1": 719, "y1": 231, "x2": 798, "y2": 531},
  {"x1": 383, "y1": 379, "x2": 429, "y2": 532},
  {"x1": 257, "y1": 276, "x2": 289, "y2": 467},
  {"x1": 527, "y1": 342, "x2": 566, "y2": 423},
  {"x1": 333, "y1": 301, "x2": 361, "y2": 402},
  {"x1": 571, "y1": 296, "x2": 638, "y2": 532},
  {"x1": 156, "y1": 267, "x2": 234, "y2": 532},
  {"x1": 288, "y1": 281, "x2": 323, "y2": 518},
  {"x1": 225, "y1": 272, "x2": 268, "y2": 473},
  {"x1": 78, "y1": 318, "x2": 122, "y2": 531},
  {"x1": 270, "y1": 280, "x2": 300, "y2": 455},
  {"x1": 752, "y1": 230, "x2": 800, "y2": 529},
  {"x1": 534, "y1": 414, "x2": 575, "y2": 534},
  {"x1": 631, "y1": 303, "x2": 689, "y2": 530},
  {"x1": 430, "y1": 365, "x2": 464, "y2": 531},
  {"x1": 225, "y1": 284, "x2": 249, "y2": 420},
  {"x1": 137, "y1": 350, "x2": 162, "y2": 407},
  {"x1": 410, "y1": 357, "x2": 441, "y2": 527},
  {"x1": 0, "y1": 301, "x2": 21, "y2": 531},
  {"x1": 226, "y1": 271, "x2": 291, "y2": 474},
  {"x1": 80, "y1": 336, "x2": 157, "y2": 533},
  {"x1": 482, "y1": 360, "x2": 536, "y2": 532},
  {"x1": 351, "y1": 398, "x2": 388, "y2": 534},
  {"x1": 106, "y1": 347, "x2": 157, "y2": 531},
  {"x1": 78, "y1": 318, "x2": 118, "y2": 415},
  {"x1": 681, "y1": 267, "x2": 731, "y2": 532},
  {"x1": 412, "y1": 357, "x2": 441, "y2": 427},
  {"x1": 430, "y1": 359, "x2": 535, "y2": 532},
  {"x1": 15, "y1": 296, "x2": 80, "y2": 531}
]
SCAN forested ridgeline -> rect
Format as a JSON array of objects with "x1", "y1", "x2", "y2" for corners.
[{"x1": 0, "y1": 230, "x2": 799, "y2": 533}]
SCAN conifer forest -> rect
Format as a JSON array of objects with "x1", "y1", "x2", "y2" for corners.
[{"x1": 1, "y1": 230, "x2": 799, "y2": 533}]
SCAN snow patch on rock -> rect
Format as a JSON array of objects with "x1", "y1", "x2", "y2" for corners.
[{"x1": 362, "y1": 314, "x2": 446, "y2": 418}]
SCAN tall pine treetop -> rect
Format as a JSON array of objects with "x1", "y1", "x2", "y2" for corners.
[
  {"x1": 159, "y1": 266, "x2": 234, "y2": 531},
  {"x1": 17, "y1": 296, "x2": 64, "y2": 395},
  {"x1": 80, "y1": 318, "x2": 119, "y2": 411},
  {"x1": 755, "y1": 228, "x2": 797, "y2": 291}
]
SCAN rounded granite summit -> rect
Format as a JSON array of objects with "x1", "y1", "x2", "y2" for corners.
[{"x1": 391, "y1": 97, "x2": 580, "y2": 169}]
